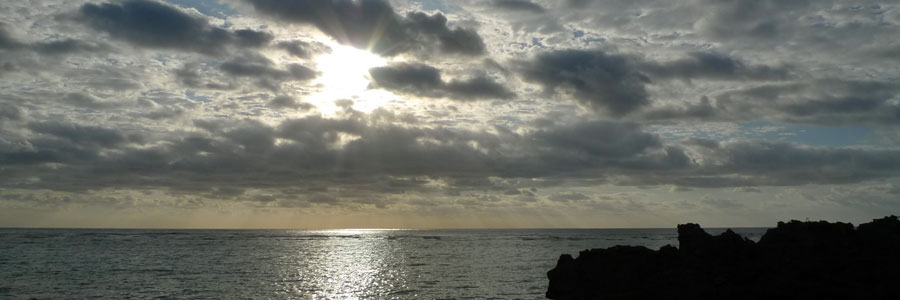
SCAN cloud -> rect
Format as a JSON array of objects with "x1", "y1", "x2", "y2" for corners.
[
  {"x1": 3, "y1": 110, "x2": 900, "y2": 209},
  {"x1": 481, "y1": 0, "x2": 563, "y2": 34},
  {"x1": 2, "y1": 0, "x2": 900, "y2": 220},
  {"x1": 368, "y1": 63, "x2": 443, "y2": 93},
  {"x1": 515, "y1": 49, "x2": 650, "y2": 115},
  {"x1": 232, "y1": 29, "x2": 273, "y2": 47},
  {"x1": 1, "y1": 22, "x2": 107, "y2": 57},
  {"x1": 0, "y1": 103, "x2": 22, "y2": 122},
  {"x1": 669, "y1": 185, "x2": 694, "y2": 192},
  {"x1": 220, "y1": 60, "x2": 315, "y2": 80},
  {"x1": 548, "y1": 192, "x2": 591, "y2": 202},
  {"x1": 60, "y1": 93, "x2": 123, "y2": 110},
  {"x1": 514, "y1": 48, "x2": 798, "y2": 117},
  {"x1": 33, "y1": 39, "x2": 108, "y2": 56},
  {"x1": 77, "y1": 0, "x2": 272, "y2": 55},
  {"x1": 0, "y1": 24, "x2": 25, "y2": 50},
  {"x1": 640, "y1": 52, "x2": 790, "y2": 81},
  {"x1": 674, "y1": 138, "x2": 900, "y2": 187},
  {"x1": 640, "y1": 96, "x2": 720, "y2": 121},
  {"x1": 268, "y1": 95, "x2": 314, "y2": 110},
  {"x1": 733, "y1": 187, "x2": 762, "y2": 193},
  {"x1": 693, "y1": 0, "x2": 811, "y2": 41},
  {"x1": 242, "y1": 0, "x2": 486, "y2": 56},
  {"x1": 369, "y1": 63, "x2": 514, "y2": 100},
  {"x1": 444, "y1": 77, "x2": 516, "y2": 100},
  {"x1": 0, "y1": 113, "x2": 678, "y2": 193},
  {"x1": 491, "y1": 0, "x2": 546, "y2": 14},
  {"x1": 216, "y1": 54, "x2": 317, "y2": 90},
  {"x1": 713, "y1": 79, "x2": 900, "y2": 125},
  {"x1": 405, "y1": 12, "x2": 486, "y2": 56},
  {"x1": 27, "y1": 121, "x2": 126, "y2": 148},
  {"x1": 533, "y1": 121, "x2": 661, "y2": 159},
  {"x1": 522, "y1": 121, "x2": 692, "y2": 177},
  {"x1": 131, "y1": 106, "x2": 185, "y2": 120},
  {"x1": 275, "y1": 40, "x2": 329, "y2": 58},
  {"x1": 175, "y1": 63, "x2": 234, "y2": 90}
]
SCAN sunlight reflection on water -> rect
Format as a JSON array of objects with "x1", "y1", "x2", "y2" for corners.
[
  {"x1": 312, "y1": 230, "x2": 404, "y2": 299},
  {"x1": 274, "y1": 229, "x2": 418, "y2": 299}
]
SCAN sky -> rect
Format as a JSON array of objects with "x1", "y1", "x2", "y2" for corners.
[{"x1": 1, "y1": 0, "x2": 899, "y2": 229}]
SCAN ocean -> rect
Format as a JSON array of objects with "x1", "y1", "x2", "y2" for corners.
[{"x1": 0, "y1": 228, "x2": 767, "y2": 299}]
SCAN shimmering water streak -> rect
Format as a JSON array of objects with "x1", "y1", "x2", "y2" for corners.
[{"x1": 0, "y1": 228, "x2": 766, "y2": 299}]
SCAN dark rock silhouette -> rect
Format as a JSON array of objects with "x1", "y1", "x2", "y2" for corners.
[{"x1": 546, "y1": 216, "x2": 900, "y2": 299}]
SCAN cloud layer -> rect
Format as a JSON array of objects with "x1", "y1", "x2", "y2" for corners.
[{"x1": 1, "y1": 0, "x2": 899, "y2": 227}]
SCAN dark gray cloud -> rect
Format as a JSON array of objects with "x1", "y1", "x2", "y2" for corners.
[
  {"x1": 873, "y1": 45, "x2": 900, "y2": 60},
  {"x1": 641, "y1": 52, "x2": 790, "y2": 81},
  {"x1": 27, "y1": 121, "x2": 126, "y2": 148},
  {"x1": 2, "y1": 111, "x2": 900, "y2": 199},
  {"x1": 268, "y1": 95, "x2": 313, "y2": 110},
  {"x1": 525, "y1": 121, "x2": 691, "y2": 176},
  {"x1": 369, "y1": 63, "x2": 514, "y2": 100},
  {"x1": 132, "y1": 107, "x2": 185, "y2": 120},
  {"x1": 492, "y1": 0, "x2": 546, "y2": 14},
  {"x1": 0, "y1": 24, "x2": 26, "y2": 50},
  {"x1": 217, "y1": 54, "x2": 317, "y2": 90},
  {"x1": 548, "y1": 192, "x2": 591, "y2": 202},
  {"x1": 369, "y1": 63, "x2": 443, "y2": 93},
  {"x1": 77, "y1": 0, "x2": 272, "y2": 55},
  {"x1": 557, "y1": 0, "x2": 806, "y2": 44},
  {"x1": 515, "y1": 49, "x2": 794, "y2": 115},
  {"x1": 565, "y1": 0, "x2": 590, "y2": 8},
  {"x1": 0, "y1": 61, "x2": 15, "y2": 76},
  {"x1": 534, "y1": 121, "x2": 661, "y2": 159},
  {"x1": 33, "y1": 39, "x2": 108, "y2": 56},
  {"x1": 275, "y1": 40, "x2": 329, "y2": 58},
  {"x1": 232, "y1": 29, "x2": 274, "y2": 47},
  {"x1": 0, "y1": 114, "x2": 674, "y2": 192},
  {"x1": 556, "y1": 0, "x2": 702, "y2": 37},
  {"x1": 219, "y1": 60, "x2": 315, "y2": 80},
  {"x1": 557, "y1": 0, "x2": 899, "y2": 70},
  {"x1": 485, "y1": 0, "x2": 563, "y2": 34},
  {"x1": 516, "y1": 49, "x2": 650, "y2": 115},
  {"x1": 60, "y1": 93, "x2": 123, "y2": 109},
  {"x1": 673, "y1": 138, "x2": 900, "y2": 187},
  {"x1": 60, "y1": 65, "x2": 146, "y2": 91},
  {"x1": 175, "y1": 63, "x2": 234, "y2": 90},
  {"x1": 243, "y1": 0, "x2": 485, "y2": 56},
  {"x1": 444, "y1": 77, "x2": 515, "y2": 100},
  {"x1": 4, "y1": 121, "x2": 132, "y2": 167},
  {"x1": 405, "y1": 12, "x2": 485, "y2": 56},
  {"x1": 0, "y1": 103, "x2": 21, "y2": 122},
  {"x1": 712, "y1": 79, "x2": 900, "y2": 125},
  {"x1": 693, "y1": 0, "x2": 813, "y2": 42},
  {"x1": 1, "y1": 22, "x2": 107, "y2": 58}
]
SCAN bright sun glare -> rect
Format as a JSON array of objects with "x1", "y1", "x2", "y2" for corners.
[{"x1": 311, "y1": 44, "x2": 389, "y2": 113}]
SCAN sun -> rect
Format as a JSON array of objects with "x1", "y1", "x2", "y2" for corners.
[{"x1": 310, "y1": 43, "x2": 390, "y2": 113}]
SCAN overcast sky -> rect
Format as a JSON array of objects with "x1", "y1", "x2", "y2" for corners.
[{"x1": 1, "y1": 0, "x2": 899, "y2": 228}]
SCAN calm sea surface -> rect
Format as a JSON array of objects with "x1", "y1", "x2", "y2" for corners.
[{"x1": 0, "y1": 228, "x2": 766, "y2": 299}]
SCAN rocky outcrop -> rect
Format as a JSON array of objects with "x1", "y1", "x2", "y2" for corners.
[{"x1": 546, "y1": 216, "x2": 900, "y2": 300}]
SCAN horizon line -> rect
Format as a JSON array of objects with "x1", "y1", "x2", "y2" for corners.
[{"x1": 0, "y1": 225, "x2": 774, "y2": 231}]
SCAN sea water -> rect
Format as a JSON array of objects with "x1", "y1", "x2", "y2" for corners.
[{"x1": 0, "y1": 228, "x2": 766, "y2": 299}]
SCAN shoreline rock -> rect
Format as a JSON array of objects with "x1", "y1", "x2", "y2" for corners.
[{"x1": 546, "y1": 216, "x2": 900, "y2": 299}]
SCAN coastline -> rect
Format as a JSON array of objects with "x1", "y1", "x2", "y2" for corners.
[{"x1": 547, "y1": 216, "x2": 900, "y2": 299}]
